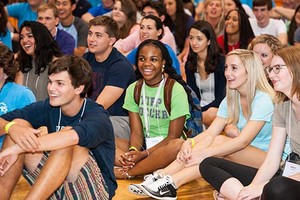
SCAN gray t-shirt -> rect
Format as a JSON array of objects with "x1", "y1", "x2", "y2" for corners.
[{"x1": 273, "y1": 100, "x2": 299, "y2": 156}]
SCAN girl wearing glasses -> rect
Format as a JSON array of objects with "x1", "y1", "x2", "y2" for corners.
[{"x1": 200, "y1": 46, "x2": 299, "y2": 200}]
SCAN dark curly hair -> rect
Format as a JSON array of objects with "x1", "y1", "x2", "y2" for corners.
[
  {"x1": 135, "y1": 39, "x2": 197, "y2": 110},
  {"x1": 0, "y1": 43, "x2": 18, "y2": 82},
  {"x1": 16, "y1": 21, "x2": 63, "y2": 75}
]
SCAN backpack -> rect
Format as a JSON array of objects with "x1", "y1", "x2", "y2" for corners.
[{"x1": 134, "y1": 77, "x2": 203, "y2": 138}]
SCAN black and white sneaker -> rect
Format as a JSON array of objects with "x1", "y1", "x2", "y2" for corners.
[
  {"x1": 140, "y1": 175, "x2": 177, "y2": 200},
  {"x1": 128, "y1": 173, "x2": 160, "y2": 196}
]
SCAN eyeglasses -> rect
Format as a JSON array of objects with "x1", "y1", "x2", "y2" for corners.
[{"x1": 265, "y1": 64, "x2": 286, "y2": 74}]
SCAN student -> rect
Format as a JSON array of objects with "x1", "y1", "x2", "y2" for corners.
[
  {"x1": 217, "y1": 9, "x2": 255, "y2": 54},
  {"x1": 185, "y1": 20, "x2": 226, "y2": 126},
  {"x1": 15, "y1": 21, "x2": 63, "y2": 101},
  {"x1": 0, "y1": 55, "x2": 116, "y2": 199},
  {"x1": 249, "y1": 0, "x2": 287, "y2": 46},
  {"x1": 84, "y1": 16, "x2": 135, "y2": 140},
  {"x1": 5, "y1": 0, "x2": 43, "y2": 29},
  {"x1": 114, "y1": 1, "x2": 177, "y2": 54},
  {"x1": 131, "y1": 49, "x2": 278, "y2": 200},
  {"x1": 116, "y1": 39, "x2": 191, "y2": 179},
  {"x1": 0, "y1": 44, "x2": 36, "y2": 149},
  {"x1": 0, "y1": 2, "x2": 13, "y2": 50},
  {"x1": 126, "y1": 15, "x2": 180, "y2": 75},
  {"x1": 56, "y1": 0, "x2": 89, "y2": 56},
  {"x1": 37, "y1": 3, "x2": 76, "y2": 55},
  {"x1": 200, "y1": 46, "x2": 299, "y2": 200},
  {"x1": 81, "y1": 0, "x2": 114, "y2": 23}
]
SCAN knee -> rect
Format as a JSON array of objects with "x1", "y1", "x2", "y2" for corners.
[
  {"x1": 261, "y1": 177, "x2": 289, "y2": 200},
  {"x1": 199, "y1": 157, "x2": 217, "y2": 176}
]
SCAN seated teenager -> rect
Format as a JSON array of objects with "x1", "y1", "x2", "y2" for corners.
[
  {"x1": 200, "y1": 46, "x2": 298, "y2": 200},
  {"x1": 0, "y1": 55, "x2": 116, "y2": 199},
  {"x1": 129, "y1": 49, "x2": 277, "y2": 200},
  {"x1": 115, "y1": 39, "x2": 192, "y2": 179}
]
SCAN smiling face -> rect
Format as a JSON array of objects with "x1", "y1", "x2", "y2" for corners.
[
  {"x1": 225, "y1": 54, "x2": 248, "y2": 92},
  {"x1": 20, "y1": 27, "x2": 35, "y2": 56},
  {"x1": 253, "y1": 5, "x2": 270, "y2": 27},
  {"x1": 225, "y1": 10, "x2": 239, "y2": 35},
  {"x1": 55, "y1": 0, "x2": 75, "y2": 21},
  {"x1": 252, "y1": 43, "x2": 273, "y2": 69},
  {"x1": 48, "y1": 71, "x2": 82, "y2": 110},
  {"x1": 189, "y1": 28, "x2": 210, "y2": 55},
  {"x1": 137, "y1": 45, "x2": 165, "y2": 86},
  {"x1": 268, "y1": 55, "x2": 293, "y2": 95},
  {"x1": 139, "y1": 18, "x2": 162, "y2": 41}
]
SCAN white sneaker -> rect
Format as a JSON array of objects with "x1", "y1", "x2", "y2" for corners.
[
  {"x1": 128, "y1": 173, "x2": 160, "y2": 196},
  {"x1": 140, "y1": 175, "x2": 177, "y2": 200}
]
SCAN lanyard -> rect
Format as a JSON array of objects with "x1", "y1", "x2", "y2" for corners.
[
  {"x1": 142, "y1": 77, "x2": 165, "y2": 138},
  {"x1": 56, "y1": 98, "x2": 87, "y2": 132}
]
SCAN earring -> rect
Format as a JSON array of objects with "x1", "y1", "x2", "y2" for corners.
[{"x1": 162, "y1": 64, "x2": 165, "y2": 69}]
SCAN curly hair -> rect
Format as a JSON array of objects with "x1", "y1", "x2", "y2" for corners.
[
  {"x1": 0, "y1": 44, "x2": 18, "y2": 82},
  {"x1": 16, "y1": 21, "x2": 63, "y2": 75},
  {"x1": 135, "y1": 39, "x2": 197, "y2": 110}
]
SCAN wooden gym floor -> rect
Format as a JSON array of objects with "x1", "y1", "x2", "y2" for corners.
[{"x1": 12, "y1": 176, "x2": 214, "y2": 199}]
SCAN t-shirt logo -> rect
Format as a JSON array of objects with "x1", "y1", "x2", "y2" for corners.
[{"x1": 0, "y1": 102, "x2": 8, "y2": 114}]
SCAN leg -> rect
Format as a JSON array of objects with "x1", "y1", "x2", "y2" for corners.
[
  {"x1": 115, "y1": 137, "x2": 129, "y2": 166},
  {"x1": 261, "y1": 176, "x2": 300, "y2": 200},
  {"x1": 0, "y1": 135, "x2": 24, "y2": 200},
  {"x1": 200, "y1": 157, "x2": 257, "y2": 200},
  {"x1": 202, "y1": 107, "x2": 218, "y2": 127},
  {"x1": 24, "y1": 146, "x2": 73, "y2": 200},
  {"x1": 127, "y1": 139, "x2": 184, "y2": 176}
]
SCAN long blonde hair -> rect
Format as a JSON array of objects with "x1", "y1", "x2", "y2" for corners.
[
  {"x1": 203, "y1": 0, "x2": 225, "y2": 37},
  {"x1": 226, "y1": 49, "x2": 275, "y2": 124}
]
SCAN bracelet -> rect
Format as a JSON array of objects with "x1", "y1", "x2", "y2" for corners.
[
  {"x1": 4, "y1": 121, "x2": 16, "y2": 134},
  {"x1": 129, "y1": 146, "x2": 138, "y2": 152},
  {"x1": 145, "y1": 149, "x2": 150, "y2": 157},
  {"x1": 190, "y1": 138, "x2": 195, "y2": 148}
]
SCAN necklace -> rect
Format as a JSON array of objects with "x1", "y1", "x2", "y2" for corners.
[{"x1": 145, "y1": 74, "x2": 165, "y2": 87}]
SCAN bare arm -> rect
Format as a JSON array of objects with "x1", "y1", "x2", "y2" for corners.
[
  {"x1": 95, "y1": 85, "x2": 124, "y2": 110},
  {"x1": 277, "y1": 33, "x2": 288, "y2": 46},
  {"x1": 74, "y1": 46, "x2": 87, "y2": 57},
  {"x1": 81, "y1": 12, "x2": 94, "y2": 23},
  {"x1": 128, "y1": 111, "x2": 144, "y2": 151},
  {"x1": 271, "y1": 7, "x2": 295, "y2": 20}
]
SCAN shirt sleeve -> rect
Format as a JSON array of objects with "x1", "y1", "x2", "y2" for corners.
[
  {"x1": 216, "y1": 97, "x2": 228, "y2": 119},
  {"x1": 250, "y1": 91, "x2": 274, "y2": 122},
  {"x1": 123, "y1": 82, "x2": 139, "y2": 113}
]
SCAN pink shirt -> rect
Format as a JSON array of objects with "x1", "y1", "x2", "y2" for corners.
[{"x1": 114, "y1": 26, "x2": 177, "y2": 54}]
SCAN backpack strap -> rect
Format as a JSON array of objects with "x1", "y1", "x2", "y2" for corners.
[
  {"x1": 134, "y1": 79, "x2": 143, "y2": 105},
  {"x1": 164, "y1": 77, "x2": 176, "y2": 114}
]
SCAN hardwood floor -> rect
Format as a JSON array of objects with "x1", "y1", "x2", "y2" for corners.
[{"x1": 12, "y1": 176, "x2": 214, "y2": 199}]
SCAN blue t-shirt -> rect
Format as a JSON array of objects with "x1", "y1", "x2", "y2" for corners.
[
  {"x1": 88, "y1": 4, "x2": 112, "y2": 17},
  {"x1": 0, "y1": 82, "x2": 36, "y2": 148},
  {"x1": 6, "y1": 3, "x2": 37, "y2": 28},
  {"x1": 127, "y1": 44, "x2": 181, "y2": 75},
  {"x1": 84, "y1": 48, "x2": 135, "y2": 116},
  {"x1": 217, "y1": 90, "x2": 274, "y2": 152},
  {"x1": 0, "y1": 28, "x2": 12, "y2": 50},
  {"x1": 1, "y1": 98, "x2": 117, "y2": 198}
]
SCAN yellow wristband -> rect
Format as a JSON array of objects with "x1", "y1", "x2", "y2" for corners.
[
  {"x1": 190, "y1": 138, "x2": 195, "y2": 148},
  {"x1": 129, "y1": 146, "x2": 138, "y2": 151},
  {"x1": 5, "y1": 121, "x2": 16, "y2": 134}
]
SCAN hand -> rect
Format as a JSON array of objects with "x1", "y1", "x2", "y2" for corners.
[
  {"x1": 237, "y1": 184, "x2": 264, "y2": 200},
  {"x1": 184, "y1": 149, "x2": 206, "y2": 167},
  {"x1": 119, "y1": 150, "x2": 147, "y2": 170},
  {"x1": 8, "y1": 124, "x2": 41, "y2": 152},
  {"x1": 224, "y1": 124, "x2": 240, "y2": 138},
  {"x1": 0, "y1": 145, "x2": 21, "y2": 176},
  {"x1": 176, "y1": 139, "x2": 193, "y2": 163}
]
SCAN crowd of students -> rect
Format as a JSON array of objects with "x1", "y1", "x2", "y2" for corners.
[{"x1": 0, "y1": 0, "x2": 300, "y2": 199}]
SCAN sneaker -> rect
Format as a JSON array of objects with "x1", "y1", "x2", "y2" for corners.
[
  {"x1": 140, "y1": 175, "x2": 177, "y2": 200},
  {"x1": 128, "y1": 173, "x2": 160, "y2": 196}
]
